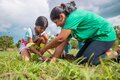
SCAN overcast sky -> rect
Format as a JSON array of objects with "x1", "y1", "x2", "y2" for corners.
[{"x1": 0, "y1": 0, "x2": 120, "y2": 43}]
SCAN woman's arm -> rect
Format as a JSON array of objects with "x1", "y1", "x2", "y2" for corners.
[
  {"x1": 49, "y1": 40, "x2": 68, "y2": 63},
  {"x1": 40, "y1": 29, "x2": 71, "y2": 54},
  {"x1": 52, "y1": 39, "x2": 68, "y2": 58}
]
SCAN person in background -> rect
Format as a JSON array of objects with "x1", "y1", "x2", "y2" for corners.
[
  {"x1": 64, "y1": 41, "x2": 71, "y2": 54},
  {"x1": 78, "y1": 41, "x2": 84, "y2": 50}
]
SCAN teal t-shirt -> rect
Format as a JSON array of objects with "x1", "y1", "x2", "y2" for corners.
[
  {"x1": 24, "y1": 28, "x2": 36, "y2": 42},
  {"x1": 24, "y1": 28, "x2": 33, "y2": 42},
  {"x1": 63, "y1": 9, "x2": 116, "y2": 41}
]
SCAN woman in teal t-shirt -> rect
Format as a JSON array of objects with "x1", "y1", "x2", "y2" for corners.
[{"x1": 40, "y1": 1, "x2": 116, "y2": 65}]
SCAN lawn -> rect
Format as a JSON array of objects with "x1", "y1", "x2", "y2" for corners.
[{"x1": 0, "y1": 49, "x2": 120, "y2": 80}]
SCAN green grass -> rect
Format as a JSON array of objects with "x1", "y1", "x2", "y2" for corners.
[{"x1": 0, "y1": 49, "x2": 120, "y2": 80}]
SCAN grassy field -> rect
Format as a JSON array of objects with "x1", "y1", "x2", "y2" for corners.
[{"x1": 0, "y1": 49, "x2": 120, "y2": 80}]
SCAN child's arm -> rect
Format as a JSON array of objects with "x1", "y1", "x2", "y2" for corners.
[
  {"x1": 42, "y1": 34, "x2": 53, "y2": 55},
  {"x1": 47, "y1": 49, "x2": 52, "y2": 55},
  {"x1": 24, "y1": 28, "x2": 43, "y2": 57},
  {"x1": 42, "y1": 33, "x2": 49, "y2": 44},
  {"x1": 28, "y1": 37, "x2": 34, "y2": 43}
]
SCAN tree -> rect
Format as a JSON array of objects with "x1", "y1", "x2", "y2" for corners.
[{"x1": 0, "y1": 36, "x2": 14, "y2": 51}]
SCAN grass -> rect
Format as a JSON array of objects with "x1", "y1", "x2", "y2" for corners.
[{"x1": 0, "y1": 49, "x2": 120, "y2": 80}]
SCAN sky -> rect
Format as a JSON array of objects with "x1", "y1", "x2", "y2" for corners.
[{"x1": 0, "y1": 0, "x2": 120, "y2": 43}]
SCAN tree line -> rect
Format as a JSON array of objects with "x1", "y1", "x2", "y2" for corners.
[{"x1": 0, "y1": 26, "x2": 120, "y2": 51}]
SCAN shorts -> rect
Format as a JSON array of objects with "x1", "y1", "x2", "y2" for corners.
[{"x1": 19, "y1": 43, "x2": 29, "y2": 53}]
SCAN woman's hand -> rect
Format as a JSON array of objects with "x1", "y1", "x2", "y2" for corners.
[
  {"x1": 41, "y1": 56, "x2": 50, "y2": 62},
  {"x1": 41, "y1": 56, "x2": 57, "y2": 63},
  {"x1": 50, "y1": 57, "x2": 57, "y2": 63},
  {"x1": 40, "y1": 48, "x2": 47, "y2": 55}
]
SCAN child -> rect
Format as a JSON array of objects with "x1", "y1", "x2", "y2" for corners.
[{"x1": 20, "y1": 16, "x2": 49, "y2": 61}]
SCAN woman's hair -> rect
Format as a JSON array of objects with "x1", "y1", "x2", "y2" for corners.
[
  {"x1": 35, "y1": 16, "x2": 48, "y2": 29},
  {"x1": 50, "y1": 1, "x2": 77, "y2": 20}
]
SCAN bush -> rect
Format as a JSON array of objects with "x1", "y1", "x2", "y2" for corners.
[{"x1": 0, "y1": 36, "x2": 14, "y2": 51}]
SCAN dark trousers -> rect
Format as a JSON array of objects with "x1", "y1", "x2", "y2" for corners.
[{"x1": 76, "y1": 40, "x2": 115, "y2": 65}]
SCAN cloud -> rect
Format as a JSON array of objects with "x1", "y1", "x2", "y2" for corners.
[
  {"x1": 0, "y1": 0, "x2": 49, "y2": 32},
  {"x1": 0, "y1": 0, "x2": 50, "y2": 42},
  {"x1": 0, "y1": 24, "x2": 12, "y2": 32},
  {"x1": 47, "y1": 0, "x2": 70, "y2": 11},
  {"x1": 99, "y1": 0, "x2": 120, "y2": 18},
  {"x1": 75, "y1": 0, "x2": 120, "y2": 18},
  {"x1": 108, "y1": 15, "x2": 120, "y2": 26},
  {"x1": 0, "y1": 0, "x2": 120, "y2": 43},
  {"x1": 46, "y1": 22, "x2": 61, "y2": 35},
  {"x1": 47, "y1": 0, "x2": 120, "y2": 19}
]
